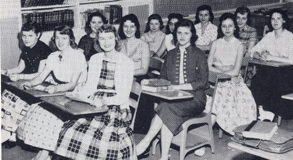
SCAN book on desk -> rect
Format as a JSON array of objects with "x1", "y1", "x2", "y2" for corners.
[
  {"x1": 234, "y1": 120, "x2": 278, "y2": 140},
  {"x1": 141, "y1": 79, "x2": 173, "y2": 92}
]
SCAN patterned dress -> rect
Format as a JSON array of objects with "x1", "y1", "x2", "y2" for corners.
[
  {"x1": 54, "y1": 55, "x2": 136, "y2": 160},
  {"x1": 211, "y1": 37, "x2": 257, "y2": 135},
  {"x1": 1, "y1": 40, "x2": 51, "y2": 139},
  {"x1": 17, "y1": 49, "x2": 87, "y2": 151}
]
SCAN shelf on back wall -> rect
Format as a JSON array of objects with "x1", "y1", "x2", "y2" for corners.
[
  {"x1": 21, "y1": 4, "x2": 75, "y2": 12},
  {"x1": 79, "y1": 0, "x2": 121, "y2": 5}
]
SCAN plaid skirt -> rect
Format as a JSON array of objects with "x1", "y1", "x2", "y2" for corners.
[
  {"x1": 1, "y1": 89, "x2": 32, "y2": 132},
  {"x1": 54, "y1": 105, "x2": 137, "y2": 160}
]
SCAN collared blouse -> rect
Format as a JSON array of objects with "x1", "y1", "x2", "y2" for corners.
[
  {"x1": 250, "y1": 29, "x2": 293, "y2": 63},
  {"x1": 194, "y1": 22, "x2": 218, "y2": 46},
  {"x1": 239, "y1": 24, "x2": 257, "y2": 51}
]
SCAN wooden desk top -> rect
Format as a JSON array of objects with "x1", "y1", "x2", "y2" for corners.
[
  {"x1": 281, "y1": 93, "x2": 293, "y2": 101},
  {"x1": 142, "y1": 90, "x2": 193, "y2": 100},
  {"x1": 249, "y1": 59, "x2": 292, "y2": 67},
  {"x1": 41, "y1": 96, "x2": 108, "y2": 115},
  {"x1": 5, "y1": 79, "x2": 66, "y2": 97},
  {"x1": 228, "y1": 142, "x2": 293, "y2": 160}
]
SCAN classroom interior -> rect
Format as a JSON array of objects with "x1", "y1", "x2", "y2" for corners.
[{"x1": 2, "y1": 0, "x2": 293, "y2": 160}]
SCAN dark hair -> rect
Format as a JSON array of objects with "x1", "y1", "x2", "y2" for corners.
[
  {"x1": 144, "y1": 14, "x2": 164, "y2": 33},
  {"x1": 217, "y1": 13, "x2": 240, "y2": 39},
  {"x1": 173, "y1": 19, "x2": 197, "y2": 47},
  {"x1": 234, "y1": 6, "x2": 252, "y2": 25},
  {"x1": 97, "y1": 24, "x2": 121, "y2": 51},
  {"x1": 194, "y1": 5, "x2": 214, "y2": 24},
  {"x1": 52, "y1": 25, "x2": 77, "y2": 49},
  {"x1": 269, "y1": 8, "x2": 290, "y2": 30},
  {"x1": 165, "y1": 13, "x2": 183, "y2": 34},
  {"x1": 85, "y1": 11, "x2": 108, "y2": 34},
  {"x1": 118, "y1": 14, "x2": 141, "y2": 39},
  {"x1": 21, "y1": 21, "x2": 42, "y2": 39}
]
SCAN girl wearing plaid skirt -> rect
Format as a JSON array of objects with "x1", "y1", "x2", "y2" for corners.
[{"x1": 54, "y1": 24, "x2": 136, "y2": 160}]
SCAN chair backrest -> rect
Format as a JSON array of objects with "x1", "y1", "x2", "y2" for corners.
[
  {"x1": 206, "y1": 71, "x2": 231, "y2": 114},
  {"x1": 241, "y1": 57, "x2": 251, "y2": 82},
  {"x1": 149, "y1": 57, "x2": 164, "y2": 71},
  {"x1": 129, "y1": 81, "x2": 142, "y2": 130}
]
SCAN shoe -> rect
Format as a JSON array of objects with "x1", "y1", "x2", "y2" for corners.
[
  {"x1": 258, "y1": 106, "x2": 275, "y2": 122},
  {"x1": 137, "y1": 147, "x2": 150, "y2": 159},
  {"x1": 194, "y1": 147, "x2": 205, "y2": 156}
]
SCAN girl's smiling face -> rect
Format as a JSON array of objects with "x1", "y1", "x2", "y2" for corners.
[
  {"x1": 221, "y1": 18, "x2": 235, "y2": 38},
  {"x1": 55, "y1": 31, "x2": 71, "y2": 51},
  {"x1": 123, "y1": 20, "x2": 136, "y2": 38},
  {"x1": 149, "y1": 19, "x2": 160, "y2": 32},
  {"x1": 98, "y1": 32, "x2": 116, "y2": 52}
]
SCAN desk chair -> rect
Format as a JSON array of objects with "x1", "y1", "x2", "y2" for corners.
[
  {"x1": 129, "y1": 81, "x2": 142, "y2": 130},
  {"x1": 151, "y1": 71, "x2": 230, "y2": 160}
]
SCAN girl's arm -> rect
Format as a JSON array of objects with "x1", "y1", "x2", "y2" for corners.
[
  {"x1": 20, "y1": 66, "x2": 51, "y2": 89},
  {"x1": 155, "y1": 36, "x2": 167, "y2": 57},
  {"x1": 4, "y1": 59, "x2": 25, "y2": 75},
  {"x1": 9, "y1": 59, "x2": 47, "y2": 81},
  {"x1": 224, "y1": 44, "x2": 245, "y2": 77},
  {"x1": 134, "y1": 42, "x2": 150, "y2": 76},
  {"x1": 45, "y1": 71, "x2": 82, "y2": 94},
  {"x1": 207, "y1": 42, "x2": 223, "y2": 73}
]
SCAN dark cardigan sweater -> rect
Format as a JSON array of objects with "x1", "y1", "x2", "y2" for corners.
[{"x1": 159, "y1": 45, "x2": 209, "y2": 93}]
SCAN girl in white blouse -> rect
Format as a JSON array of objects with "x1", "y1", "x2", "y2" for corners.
[{"x1": 17, "y1": 25, "x2": 87, "y2": 160}]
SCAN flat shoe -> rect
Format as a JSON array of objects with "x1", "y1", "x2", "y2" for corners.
[{"x1": 194, "y1": 147, "x2": 205, "y2": 156}]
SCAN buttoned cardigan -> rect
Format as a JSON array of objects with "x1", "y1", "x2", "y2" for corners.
[{"x1": 160, "y1": 45, "x2": 209, "y2": 93}]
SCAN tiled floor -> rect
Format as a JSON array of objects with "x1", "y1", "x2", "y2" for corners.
[{"x1": 2, "y1": 119, "x2": 293, "y2": 160}]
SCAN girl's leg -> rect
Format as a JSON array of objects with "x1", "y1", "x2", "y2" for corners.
[
  {"x1": 35, "y1": 150, "x2": 50, "y2": 160},
  {"x1": 160, "y1": 124, "x2": 173, "y2": 160},
  {"x1": 136, "y1": 114, "x2": 163, "y2": 155}
]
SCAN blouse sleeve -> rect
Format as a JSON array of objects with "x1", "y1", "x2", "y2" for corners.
[
  {"x1": 210, "y1": 26, "x2": 218, "y2": 42},
  {"x1": 250, "y1": 34, "x2": 269, "y2": 57},
  {"x1": 44, "y1": 53, "x2": 56, "y2": 70}
]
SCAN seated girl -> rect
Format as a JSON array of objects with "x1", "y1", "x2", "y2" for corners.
[
  {"x1": 17, "y1": 25, "x2": 87, "y2": 160},
  {"x1": 250, "y1": 9, "x2": 293, "y2": 119},
  {"x1": 234, "y1": 6, "x2": 257, "y2": 57},
  {"x1": 141, "y1": 14, "x2": 166, "y2": 57},
  {"x1": 208, "y1": 13, "x2": 257, "y2": 135},
  {"x1": 54, "y1": 24, "x2": 136, "y2": 160},
  {"x1": 119, "y1": 13, "x2": 150, "y2": 80},
  {"x1": 194, "y1": 5, "x2": 218, "y2": 51},
  {"x1": 78, "y1": 11, "x2": 107, "y2": 61},
  {"x1": 136, "y1": 19, "x2": 209, "y2": 160},
  {"x1": 1, "y1": 21, "x2": 51, "y2": 81},
  {"x1": 155, "y1": 13, "x2": 183, "y2": 58},
  {"x1": 1, "y1": 21, "x2": 51, "y2": 145}
]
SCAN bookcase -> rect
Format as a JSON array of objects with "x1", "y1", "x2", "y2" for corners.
[
  {"x1": 1, "y1": 0, "x2": 153, "y2": 69},
  {"x1": 17, "y1": 0, "x2": 153, "y2": 45}
]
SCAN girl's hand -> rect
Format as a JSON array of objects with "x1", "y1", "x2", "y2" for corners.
[
  {"x1": 9, "y1": 74, "x2": 22, "y2": 82},
  {"x1": 1, "y1": 69, "x2": 8, "y2": 75},
  {"x1": 90, "y1": 97, "x2": 103, "y2": 107},
  {"x1": 44, "y1": 85, "x2": 57, "y2": 94},
  {"x1": 19, "y1": 81, "x2": 32, "y2": 90}
]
